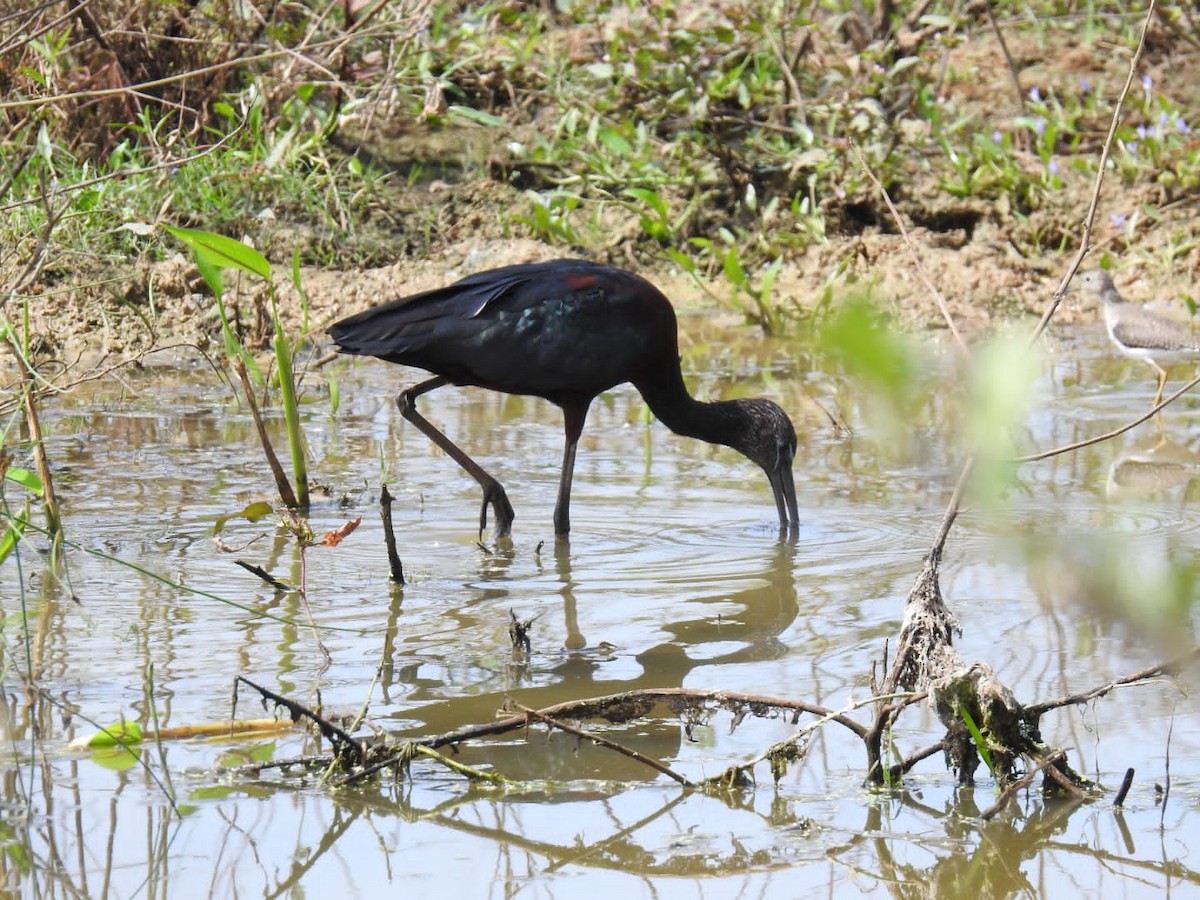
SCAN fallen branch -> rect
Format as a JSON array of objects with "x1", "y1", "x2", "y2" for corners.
[{"x1": 1026, "y1": 644, "x2": 1200, "y2": 718}]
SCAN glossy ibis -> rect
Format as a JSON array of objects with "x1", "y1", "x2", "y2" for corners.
[{"x1": 328, "y1": 259, "x2": 799, "y2": 538}]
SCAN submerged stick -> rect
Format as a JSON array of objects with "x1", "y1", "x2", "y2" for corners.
[
  {"x1": 235, "y1": 358, "x2": 299, "y2": 508},
  {"x1": 379, "y1": 484, "x2": 404, "y2": 584},
  {"x1": 1113, "y1": 768, "x2": 1135, "y2": 808},
  {"x1": 234, "y1": 559, "x2": 292, "y2": 592}
]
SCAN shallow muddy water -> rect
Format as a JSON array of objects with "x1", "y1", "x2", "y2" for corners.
[{"x1": 3, "y1": 312, "x2": 1200, "y2": 897}]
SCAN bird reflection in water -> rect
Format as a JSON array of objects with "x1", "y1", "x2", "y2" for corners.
[{"x1": 377, "y1": 538, "x2": 801, "y2": 782}]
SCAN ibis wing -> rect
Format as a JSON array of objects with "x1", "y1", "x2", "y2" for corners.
[{"x1": 327, "y1": 261, "x2": 664, "y2": 398}]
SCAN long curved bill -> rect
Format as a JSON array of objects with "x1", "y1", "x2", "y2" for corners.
[{"x1": 768, "y1": 463, "x2": 799, "y2": 533}]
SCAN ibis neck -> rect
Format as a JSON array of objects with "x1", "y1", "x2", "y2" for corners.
[{"x1": 635, "y1": 366, "x2": 740, "y2": 447}]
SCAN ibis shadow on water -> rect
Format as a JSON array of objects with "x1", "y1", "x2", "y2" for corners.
[{"x1": 328, "y1": 259, "x2": 799, "y2": 539}]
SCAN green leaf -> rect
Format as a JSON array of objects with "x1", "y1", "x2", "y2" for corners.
[
  {"x1": 759, "y1": 258, "x2": 782, "y2": 304},
  {"x1": 70, "y1": 721, "x2": 144, "y2": 749},
  {"x1": 0, "y1": 513, "x2": 29, "y2": 565},
  {"x1": 190, "y1": 785, "x2": 236, "y2": 801},
  {"x1": 195, "y1": 254, "x2": 224, "y2": 298},
  {"x1": 623, "y1": 187, "x2": 667, "y2": 215},
  {"x1": 965, "y1": 329, "x2": 1040, "y2": 502},
  {"x1": 218, "y1": 741, "x2": 276, "y2": 768},
  {"x1": 4, "y1": 467, "x2": 43, "y2": 496},
  {"x1": 163, "y1": 226, "x2": 271, "y2": 282},
  {"x1": 665, "y1": 249, "x2": 696, "y2": 274},
  {"x1": 446, "y1": 105, "x2": 507, "y2": 128},
  {"x1": 819, "y1": 296, "x2": 917, "y2": 410},
  {"x1": 36, "y1": 122, "x2": 52, "y2": 164},
  {"x1": 597, "y1": 127, "x2": 633, "y2": 155},
  {"x1": 959, "y1": 706, "x2": 995, "y2": 776},
  {"x1": 328, "y1": 374, "x2": 340, "y2": 415},
  {"x1": 888, "y1": 56, "x2": 921, "y2": 78},
  {"x1": 721, "y1": 248, "x2": 746, "y2": 288},
  {"x1": 213, "y1": 500, "x2": 275, "y2": 535}
]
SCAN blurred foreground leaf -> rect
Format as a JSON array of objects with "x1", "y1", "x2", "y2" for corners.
[
  {"x1": 966, "y1": 329, "x2": 1041, "y2": 503},
  {"x1": 819, "y1": 297, "x2": 919, "y2": 411}
]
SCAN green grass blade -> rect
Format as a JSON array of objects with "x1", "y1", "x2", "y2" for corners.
[{"x1": 163, "y1": 225, "x2": 271, "y2": 281}]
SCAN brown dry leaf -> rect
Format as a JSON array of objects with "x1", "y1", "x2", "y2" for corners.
[{"x1": 323, "y1": 517, "x2": 362, "y2": 547}]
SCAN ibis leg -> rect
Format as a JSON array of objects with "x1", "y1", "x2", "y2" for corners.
[
  {"x1": 552, "y1": 406, "x2": 589, "y2": 539},
  {"x1": 552, "y1": 438, "x2": 579, "y2": 538},
  {"x1": 397, "y1": 378, "x2": 515, "y2": 538}
]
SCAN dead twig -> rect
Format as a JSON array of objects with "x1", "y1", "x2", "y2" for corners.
[
  {"x1": 1028, "y1": 0, "x2": 1155, "y2": 347},
  {"x1": 979, "y1": 750, "x2": 1067, "y2": 821},
  {"x1": 234, "y1": 676, "x2": 364, "y2": 767},
  {"x1": 1015, "y1": 372, "x2": 1200, "y2": 464},
  {"x1": 235, "y1": 358, "x2": 299, "y2": 508},
  {"x1": 862, "y1": 1, "x2": 1160, "y2": 791},
  {"x1": 853, "y1": 145, "x2": 968, "y2": 356},
  {"x1": 984, "y1": 0, "x2": 1026, "y2": 119},
  {"x1": 1026, "y1": 645, "x2": 1200, "y2": 718},
  {"x1": 234, "y1": 559, "x2": 292, "y2": 592}
]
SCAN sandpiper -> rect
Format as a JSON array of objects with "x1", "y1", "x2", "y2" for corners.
[{"x1": 1077, "y1": 268, "x2": 1200, "y2": 406}]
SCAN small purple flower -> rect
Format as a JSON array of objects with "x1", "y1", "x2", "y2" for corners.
[
  {"x1": 1178, "y1": 118, "x2": 1189, "y2": 134},
  {"x1": 1137, "y1": 124, "x2": 1148, "y2": 140},
  {"x1": 1029, "y1": 86, "x2": 1041, "y2": 103},
  {"x1": 1047, "y1": 159, "x2": 1060, "y2": 176},
  {"x1": 1034, "y1": 116, "x2": 1046, "y2": 136},
  {"x1": 1125, "y1": 140, "x2": 1138, "y2": 156},
  {"x1": 992, "y1": 130, "x2": 1003, "y2": 144},
  {"x1": 1110, "y1": 213, "x2": 1127, "y2": 229},
  {"x1": 1079, "y1": 77, "x2": 1092, "y2": 94},
  {"x1": 1142, "y1": 73, "x2": 1153, "y2": 93}
]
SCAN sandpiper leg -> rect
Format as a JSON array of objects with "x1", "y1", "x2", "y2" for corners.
[{"x1": 1147, "y1": 360, "x2": 1168, "y2": 408}]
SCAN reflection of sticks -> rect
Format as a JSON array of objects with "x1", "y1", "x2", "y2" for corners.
[
  {"x1": 244, "y1": 642, "x2": 1196, "y2": 800},
  {"x1": 337, "y1": 687, "x2": 870, "y2": 787},
  {"x1": 516, "y1": 704, "x2": 694, "y2": 787},
  {"x1": 980, "y1": 750, "x2": 1068, "y2": 821},
  {"x1": 709, "y1": 690, "x2": 921, "y2": 788}
]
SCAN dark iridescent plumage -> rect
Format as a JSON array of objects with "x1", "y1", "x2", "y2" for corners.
[{"x1": 329, "y1": 259, "x2": 799, "y2": 538}]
